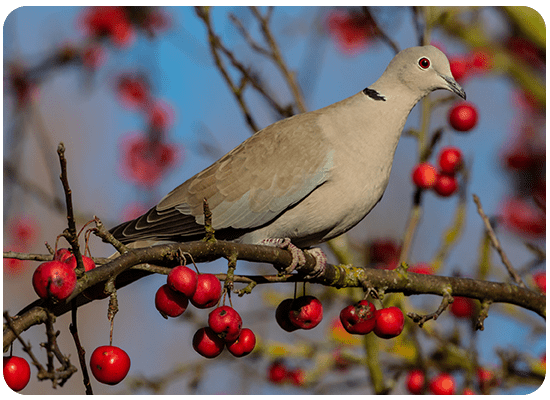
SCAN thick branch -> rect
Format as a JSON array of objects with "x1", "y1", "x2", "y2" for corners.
[{"x1": 4, "y1": 240, "x2": 545, "y2": 350}]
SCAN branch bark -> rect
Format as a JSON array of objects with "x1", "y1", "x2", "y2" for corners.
[{"x1": 4, "y1": 240, "x2": 545, "y2": 350}]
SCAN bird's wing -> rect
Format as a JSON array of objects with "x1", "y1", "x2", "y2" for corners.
[{"x1": 112, "y1": 111, "x2": 333, "y2": 242}]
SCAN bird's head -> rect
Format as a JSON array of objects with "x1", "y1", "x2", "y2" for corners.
[{"x1": 380, "y1": 45, "x2": 466, "y2": 100}]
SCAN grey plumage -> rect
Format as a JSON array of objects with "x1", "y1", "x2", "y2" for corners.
[{"x1": 110, "y1": 45, "x2": 465, "y2": 249}]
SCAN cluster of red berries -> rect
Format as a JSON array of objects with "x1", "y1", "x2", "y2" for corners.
[
  {"x1": 154, "y1": 266, "x2": 256, "y2": 359},
  {"x1": 31, "y1": 249, "x2": 96, "y2": 302},
  {"x1": 276, "y1": 295, "x2": 324, "y2": 332},
  {"x1": 116, "y1": 72, "x2": 180, "y2": 188},
  {"x1": 340, "y1": 301, "x2": 404, "y2": 339},
  {"x1": 448, "y1": 49, "x2": 493, "y2": 83},
  {"x1": 499, "y1": 92, "x2": 545, "y2": 239},
  {"x1": 412, "y1": 146, "x2": 464, "y2": 197},
  {"x1": 80, "y1": 6, "x2": 169, "y2": 49},
  {"x1": 267, "y1": 360, "x2": 305, "y2": 387},
  {"x1": 405, "y1": 366, "x2": 499, "y2": 395}
]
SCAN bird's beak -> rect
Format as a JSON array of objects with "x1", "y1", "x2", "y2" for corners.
[{"x1": 441, "y1": 74, "x2": 466, "y2": 100}]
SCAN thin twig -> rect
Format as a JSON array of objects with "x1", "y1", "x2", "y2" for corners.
[
  {"x1": 229, "y1": 13, "x2": 271, "y2": 57},
  {"x1": 411, "y1": 6, "x2": 425, "y2": 45},
  {"x1": 57, "y1": 143, "x2": 85, "y2": 276},
  {"x1": 472, "y1": 194, "x2": 526, "y2": 288},
  {"x1": 361, "y1": 7, "x2": 400, "y2": 54},
  {"x1": 4, "y1": 160, "x2": 65, "y2": 213},
  {"x1": 408, "y1": 289, "x2": 454, "y2": 327},
  {"x1": 69, "y1": 302, "x2": 93, "y2": 394},
  {"x1": 249, "y1": 6, "x2": 307, "y2": 113},
  {"x1": 398, "y1": 189, "x2": 424, "y2": 265}
]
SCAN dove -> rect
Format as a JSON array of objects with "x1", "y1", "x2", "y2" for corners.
[{"x1": 109, "y1": 45, "x2": 465, "y2": 275}]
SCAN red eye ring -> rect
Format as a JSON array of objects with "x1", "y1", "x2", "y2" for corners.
[{"x1": 419, "y1": 57, "x2": 430, "y2": 69}]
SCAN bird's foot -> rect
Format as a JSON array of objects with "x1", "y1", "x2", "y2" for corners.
[
  {"x1": 260, "y1": 238, "x2": 306, "y2": 274},
  {"x1": 302, "y1": 247, "x2": 327, "y2": 279},
  {"x1": 260, "y1": 238, "x2": 327, "y2": 277}
]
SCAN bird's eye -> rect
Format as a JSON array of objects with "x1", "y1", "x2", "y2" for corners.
[{"x1": 418, "y1": 57, "x2": 430, "y2": 69}]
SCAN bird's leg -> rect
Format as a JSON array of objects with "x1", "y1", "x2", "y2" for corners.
[
  {"x1": 259, "y1": 238, "x2": 327, "y2": 278},
  {"x1": 302, "y1": 248, "x2": 327, "y2": 279},
  {"x1": 259, "y1": 238, "x2": 306, "y2": 274}
]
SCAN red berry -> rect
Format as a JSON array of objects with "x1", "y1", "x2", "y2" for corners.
[
  {"x1": 65, "y1": 254, "x2": 96, "y2": 272},
  {"x1": 81, "y1": 7, "x2": 135, "y2": 47},
  {"x1": 532, "y1": 271, "x2": 546, "y2": 293},
  {"x1": 167, "y1": 265, "x2": 198, "y2": 297},
  {"x1": 119, "y1": 133, "x2": 181, "y2": 187},
  {"x1": 275, "y1": 298, "x2": 299, "y2": 332},
  {"x1": 477, "y1": 367, "x2": 498, "y2": 391},
  {"x1": 470, "y1": 49, "x2": 493, "y2": 71},
  {"x1": 147, "y1": 99, "x2": 174, "y2": 131},
  {"x1": 3, "y1": 356, "x2": 31, "y2": 391},
  {"x1": 226, "y1": 328, "x2": 256, "y2": 357},
  {"x1": 116, "y1": 74, "x2": 149, "y2": 109},
  {"x1": 9, "y1": 216, "x2": 39, "y2": 244},
  {"x1": 192, "y1": 327, "x2": 225, "y2": 359},
  {"x1": 288, "y1": 295, "x2": 323, "y2": 330},
  {"x1": 190, "y1": 274, "x2": 222, "y2": 309},
  {"x1": 501, "y1": 197, "x2": 545, "y2": 238},
  {"x1": 463, "y1": 388, "x2": 476, "y2": 395},
  {"x1": 406, "y1": 369, "x2": 425, "y2": 395},
  {"x1": 155, "y1": 284, "x2": 189, "y2": 318},
  {"x1": 208, "y1": 306, "x2": 243, "y2": 342},
  {"x1": 267, "y1": 361, "x2": 288, "y2": 384},
  {"x1": 373, "y1": 306, "x2": 405, "y2": 339},
  {"x1": 449, "y1": 102, "x2": 478, "y2": 132},
  {"x1": 288, "y1": 368, "x2": 305, "y2": 386},
  {"x1": 450, "y1": 296, "x2": 476, "y2": 318},
  {"x1": 339, "y1": 300, "x2": 376, "y2": 335},
  {"x1": 89, "y1": 345, "x2": 131, "y2": 385},
  {"x1": 369, "y1": 238, "x2": 401, "y2": 265},
  {"x1": 429, "y1": 372, "x2": 455, "y2": 395},
  {"x1": 434, "y1": 173, "x2": 459, "y2": 197},
  {"x1": 32, "y1": 260, "x2": 77, "y2": 301},
  {"x1": 412, "y1": 162, "x2": 437, "y2": 189},
  {"x1": 54, "y1": 248, "x2": 72, "y2": 262},
  {"x1": 326, "y1": 10, "x2": 374, "y2": 55},
  {"x1": 449, "y1": 56, "x2": 469, "y2": 82},
  {"x1": 438, "y1": 146, "x2": 463, "y2": 175},
  {"x1": 409, "y1": 262, "x2": 433, "y2": 275}
]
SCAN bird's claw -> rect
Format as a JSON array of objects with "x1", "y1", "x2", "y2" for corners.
[
  {"x1": 302, "y1": 247, "x2": 327, "y2": 279},
  {"x1": 260, "y1": 238, "x2": 326, "y2": 277}
]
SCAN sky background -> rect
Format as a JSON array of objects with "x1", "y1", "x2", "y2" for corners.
[{"x1": 2, "y1": 5, "x2": 547, "y2": 395}]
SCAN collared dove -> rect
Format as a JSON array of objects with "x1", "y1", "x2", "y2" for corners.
[{"x1": 110, "y1": 45, "x2": 465, "y2": 274}]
